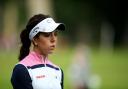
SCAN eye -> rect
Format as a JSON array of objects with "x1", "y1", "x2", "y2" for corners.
[
  {"x1": 54, "y1": 31, "x2": 58, "y2": 36},
  {"x1": 41, "y1": 32, "x2": 51, "y2": 37}
]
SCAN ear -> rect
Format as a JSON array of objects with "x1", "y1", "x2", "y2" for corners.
[{"x1": 32, "y1": 38, "x2": 38, "y2": 46}]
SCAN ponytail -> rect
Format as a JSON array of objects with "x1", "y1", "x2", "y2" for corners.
[{"x1": 19, "y1": 29, "x2": 31, "y2": 61}]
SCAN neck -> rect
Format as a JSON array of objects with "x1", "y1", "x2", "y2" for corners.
[{"x1": 33, "y1": 46, "x2": 48, "y2": 60}]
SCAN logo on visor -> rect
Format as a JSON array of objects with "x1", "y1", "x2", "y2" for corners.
[
  {"x1": 32, "y1": 27, "x2": 39, "y2": 33},
  {"x1": 47, "y1": 19, "x2": 52, "y2": 23}
]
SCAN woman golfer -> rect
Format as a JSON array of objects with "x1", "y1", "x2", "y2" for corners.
[{"x1": 11, "y1": 14, "x2": 65, "y2": 89}]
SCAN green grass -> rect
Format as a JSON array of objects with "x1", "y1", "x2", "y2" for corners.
[
  {"x1": 90, "y1": 48, "x2": 128, "y2": 89},
  {"x1": 0, "y1": 47, "x2": 128, "y2": 89},
  {"x1": 0, "y1": 50, "x2": 18, "y2": 89}
]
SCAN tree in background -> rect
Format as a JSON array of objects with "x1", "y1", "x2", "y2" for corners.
[{"x1": 54, "y1": 0, "x2": 128, "y2": 48}]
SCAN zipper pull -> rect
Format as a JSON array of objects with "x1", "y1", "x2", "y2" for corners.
[
  {"x1": 42, "y1": 56, "x2": 47, "y2": 67},
  {"x1": 44, "y1": 57, "x2": 46, "y2": 67},
  {"x1": 45, "y1": 63, "x2": 46, "y2": 67}
]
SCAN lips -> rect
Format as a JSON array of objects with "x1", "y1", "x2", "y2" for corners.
[{"x1": 50, "y1": 45, "x2": 55, "y2": 50}]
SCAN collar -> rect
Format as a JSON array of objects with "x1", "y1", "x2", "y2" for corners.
[{"x1": 30, "y1": 51, "x2": 48, "y2": 64}]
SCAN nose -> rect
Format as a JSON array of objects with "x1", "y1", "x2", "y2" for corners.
[{"x1": 50, "y1": 32, "x2": 56, "y2": 43}]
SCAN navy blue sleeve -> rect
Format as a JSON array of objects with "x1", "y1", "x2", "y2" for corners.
[
  {"x1": 11, "y1": 64, "x2": 33, "y2": 89},
  {"x1": 60, "y1": 69, "x2": 64, "y2": 89}
]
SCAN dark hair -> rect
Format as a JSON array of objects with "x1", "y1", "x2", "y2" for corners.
[{"x1": 19, "y1": 14, "x2": 50, "y2": 61}]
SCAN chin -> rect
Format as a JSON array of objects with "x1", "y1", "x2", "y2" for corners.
[{"x1": 48, "y1": 51, "x2": 53, "y2": 54}]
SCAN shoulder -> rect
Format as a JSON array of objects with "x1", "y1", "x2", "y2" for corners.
[
  {"x1": 12, "y1": 64, "x2": 26, "y2": 72},
  {"x1": 13, "y1": 64, "x2": 26, "y2": 70},
  {"x1": 47, "y1": 60, "x2": 60, "y2": 69},
  {"x1": 11, "y1": 64, "x2": 32, "y2": 82},
  {"x1": 47, "y1": 60, "x2": 64, "y2": 74},
  {"x1": 19, "y1": 54, "x2": 35, "y2": 66},
  {"x1": 12, "y1": 64, "x2": 28, "y2": 77}
]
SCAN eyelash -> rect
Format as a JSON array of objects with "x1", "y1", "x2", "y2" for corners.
[{"x1": 42, "y1": 31, "x2": 58, "y2": 37}]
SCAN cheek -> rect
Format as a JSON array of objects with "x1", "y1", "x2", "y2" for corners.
[
  {"x1": 38, "y1": 39, "x2": 50, "y2": 51},
  {"x1": 38, "y1": 39, "x2": 50, "y2": 49}
]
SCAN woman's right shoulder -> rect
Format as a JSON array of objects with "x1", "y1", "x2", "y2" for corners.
[
  {"x1": 12, "y1": 64, "x2": 27, "y2": 73},
  {"x1": 11, "y1": 64, "x2": 30, "y2": 79}
]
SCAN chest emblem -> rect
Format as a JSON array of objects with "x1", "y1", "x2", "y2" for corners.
[{"x1": 36, "y1": 75, "x2": 45, "y2": 79}]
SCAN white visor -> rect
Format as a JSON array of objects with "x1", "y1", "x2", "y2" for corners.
[{"x1": 29, "y1": 18, "x2": 65, "y2": 40}]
